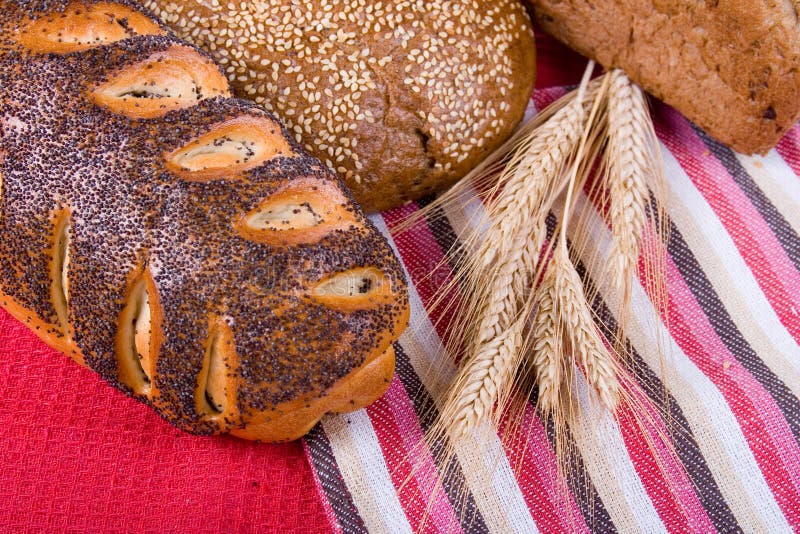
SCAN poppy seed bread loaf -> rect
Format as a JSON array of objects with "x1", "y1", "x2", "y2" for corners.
[
  {"x1": 144, "y1": 0, "x2": 537, "y2": 212},
  {"x1": 0, "y1": 0, "x2": 409, "y2": 442}
]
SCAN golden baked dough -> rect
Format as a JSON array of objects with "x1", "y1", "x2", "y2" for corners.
[
  {"x1": 0, "y1": 0, "x2": 409, "y2": 442},
  {"x1": 144, "y1": 0, "x2": 537, "y2": 212}
]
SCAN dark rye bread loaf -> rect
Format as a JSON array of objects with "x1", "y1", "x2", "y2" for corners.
[
  {"x1": 143, "y1": 0, "x2": 537, "y2": 212},
  {"x1": 0, "y1": 0, "x2": 409, "y2": 441},
  {"x1": 527, "y1": 0, "x2": 800, "y2": 154}
]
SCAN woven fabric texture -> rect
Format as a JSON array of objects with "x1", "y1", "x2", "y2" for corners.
[{"x1": 0, "y1": 314, "x2": 331, "y2": 532}]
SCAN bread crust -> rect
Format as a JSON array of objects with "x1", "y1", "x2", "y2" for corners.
[
  {"x1": 144, "y1": 0, "x2": 537, "y2": 212},
  {"x1": 87, "y1": 43, "x2": 231, "y2": 119},
  {"x1": 231, "y1": 344, "x2": 398, "y2": 442},
  {"x1": 15, "y1": 1, "x2": 164, "y2": 53},
  {"x1": 527, "y1": 0, "x2": 800, "y2": 154},
  {"x1": 0, "y1": 0, "x2": 409, "y2": 441}
]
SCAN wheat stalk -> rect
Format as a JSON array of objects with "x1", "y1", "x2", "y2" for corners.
[
  {"x1": 447, "y1": 319, "x2": 526, "y2": 435},
  {"x1": 530, "y1": 262, "x2": 560, "y2": 413},
  {"x1": 552, "y1": 245, "x2": 620, "y2": 411},
  {"x1": 606, "y1": 69, "x2": 652, "y2": 294},
  {"x1": 476, "y1": 98, "x2": 587, "y2": 270}
]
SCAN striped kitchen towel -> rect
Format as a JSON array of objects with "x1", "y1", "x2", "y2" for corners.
[{"x1": 302, "y1": 87, "x2": 800, "y2": 533}]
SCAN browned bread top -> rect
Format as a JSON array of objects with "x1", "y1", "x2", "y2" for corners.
[
  {"x1": 0, "y1": 0, "x2": 409, "y2": 441},
  {"x1": 528, "y1": 0, "x2": 800, "y2": 154},
  {"x1": 144, "y1": 0, "x2": 537, "y2": 212}
]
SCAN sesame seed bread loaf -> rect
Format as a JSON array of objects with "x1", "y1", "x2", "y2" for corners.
[
  {"x1": 0, "y1": 0, "x2": 409, "y2": 442},
  {"x1": 527, "y1": 0, "x2": 800, "y2": 154},
  {"x1": 143, "y1": 0, "x2": 537, "y2": 212}
]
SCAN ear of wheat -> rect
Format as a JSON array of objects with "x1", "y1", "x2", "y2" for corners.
[
  {"x1": 605, "y1": 68, "x2": 666, "y2": 304},
  {"x1": 552, "y1": 244, "x2": 621, "y2": 411},
  {"x1": 530, "y1": 261, "x2": 560, "y2": 413},
  {"x1": 593, "y1": 69, "x2": 670, "y2": 373}
]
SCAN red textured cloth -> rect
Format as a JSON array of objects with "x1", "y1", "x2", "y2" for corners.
[{"x1": 0, "y1": 316, "x2": 330, "y2": 532}]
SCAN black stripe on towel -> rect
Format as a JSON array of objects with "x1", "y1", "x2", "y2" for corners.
[{"x1": 305, "y1": 425, "x2": 368, "y2": 534}]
